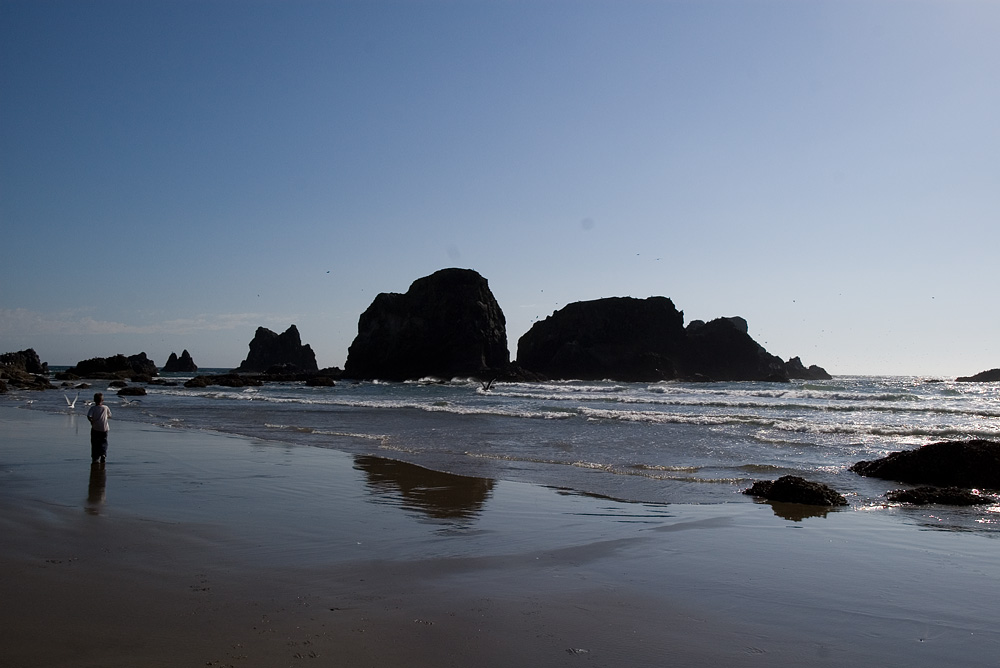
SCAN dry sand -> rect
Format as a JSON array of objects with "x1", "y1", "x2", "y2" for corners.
[{"x1": 2, "y1": 404, "x2": 999, "y2": 667}]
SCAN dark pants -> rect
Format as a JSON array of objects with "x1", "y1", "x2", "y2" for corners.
[{"x1": 90, "y1": 430, "x2": 108, "y2": 461}]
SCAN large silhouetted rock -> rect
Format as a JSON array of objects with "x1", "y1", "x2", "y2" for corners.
[
  {"x1": 235, "y1": 325, "x2": 318, "y2": 373},
  {"x1": 681, "y1": 316, "x2": 788, "y2": 382},
  {"x1": 67, "y1": 353, "x2": 158, "y2": 379},
  {"x1": 162, "y1": 349, "x2": 198, "y2": 373},
  {"x1": 344, "y1": 268, "x2": 509, "y2": 381},
  {"x1": 851, "y1": 440, "x2": 1000, "y2": 490},
  {"x1": 515, "y1": 298, "x2": 792, "y2": 382},
  {"x1": 516, "y1": 297, "x2": 686, "y2": 381}
]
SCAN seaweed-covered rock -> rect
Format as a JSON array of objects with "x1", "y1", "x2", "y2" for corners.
[
  {"x1": 235, "y1": 325, "x2": 318, "y2": 373},
  {"x1": 886, "y1": 486, "x2": 997, "y2": 506},
  {"x1": 743, "y1": 475, "x2": 848, "y2": 506},
  {"x1": 345, "y1": 268, "x2": 510, "y2": 381},
  {"x1": 850, "y1": 440, "x2": 1000, "y2": 490}
]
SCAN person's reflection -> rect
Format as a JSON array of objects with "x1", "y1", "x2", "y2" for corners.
[
  {"x1": 86, "y1": 462, "x2": 106, "y2": 515},
  {"x1": 354, "y1": 456, "x2": 494, "y2": 521}
]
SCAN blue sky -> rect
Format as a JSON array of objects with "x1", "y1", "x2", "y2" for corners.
[{"x1": 2, "y1": 0, "x2": 998, "y2": 376}]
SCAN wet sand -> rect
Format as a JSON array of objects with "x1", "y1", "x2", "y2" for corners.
[{"x1": 2, "y1": 404, "x2": 999, "y2": 667}]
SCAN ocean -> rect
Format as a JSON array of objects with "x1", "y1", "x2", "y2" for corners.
[{"x1": 11, "y1": 372, "x2": 1000, "y2": 532}]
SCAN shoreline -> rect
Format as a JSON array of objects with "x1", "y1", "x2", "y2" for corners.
[{"x1": 2, "y1": 405, "x2": 1000, "y2": 667}]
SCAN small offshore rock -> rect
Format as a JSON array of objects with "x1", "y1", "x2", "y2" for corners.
[
  {"x1": 184, "y1": 374, "x2": 263, "y2": 388},
  {"x1": 117, "y1": 386, "x2": 147, "y2": 397},
  {"x1": 744, "y1": 475, "x2": 848, "y2": 506}
]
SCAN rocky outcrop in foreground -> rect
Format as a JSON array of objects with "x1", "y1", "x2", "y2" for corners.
[
  {"x1": 886, "y1": 486, "x2": 997, "y2": 506},
  {"x1": 62, "y1": 353, "x2": 158, "y2": 380},
  {"x1": 235, "y1": 325, "x2": 318, "y2": 373},
  {"x1": 162, "y1": 350, "x2": 198, "y2": 373},
  {"x1": 743, "y1": 475, "x2": 848, "y2": 506},
  {"x1": 515, "y1": 297, "x2": 827, "y2": 382},
  {"x1": 851, "y1": 440, "x2": 1000, "y2": 490},
  {"x1": 345, "y1": 268, "x2": 509, "y2": 381},
  {"x1": 956, "y1": 368, "x2": 1000, "y2": 382}
]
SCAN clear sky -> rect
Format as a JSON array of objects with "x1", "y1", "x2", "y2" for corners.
[{"x1": 2, "y1": 0, "x2": 998, "y2": 376}]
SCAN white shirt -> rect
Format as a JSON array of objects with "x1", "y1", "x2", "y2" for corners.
[{"x1": 87, "y1": 404, "x2": 112, "y2": 432}]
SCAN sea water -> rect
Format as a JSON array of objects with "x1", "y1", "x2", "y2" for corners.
[{"x1": 10, "y1": 372, "x2": 1000, "y2": 532}]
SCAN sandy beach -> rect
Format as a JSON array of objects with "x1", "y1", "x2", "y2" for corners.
[{"x1": 2, "y1": 403, "x2": 999, "y2": 668}]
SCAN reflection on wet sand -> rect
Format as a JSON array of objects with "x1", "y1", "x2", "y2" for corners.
[
  {"x1": 354, "y1": 456, "x2": 494, "y2": 521},
  {"x1": 761, "y1": 500, "x2": 835, "y2": 521},
  {"x1": 86, "y1": 463, "x2": 106, "y2": 515}
]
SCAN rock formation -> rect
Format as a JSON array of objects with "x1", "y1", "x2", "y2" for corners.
[
  {"x1": 235, "y1": 325, "x2": 318, "y2": 373},
  {"x1": 184, "y1": 373, "x2": 264, "y2": 388},
  {"x1": 783, "y1": 356, "x2": 832, "y2": 380},
  {"x1": 515, "y1": 297, "x2": 802, "y2": 382},
  {"x1": 956, "y1": 368, "x2": 1000, "y2": 382},
  {"x1": 743, "y1": 475, "x2": 848, "y2": 506},
  {"x1": 344, "y1": 268, "x2": 510, "y2": 381},
  {"x1": 162, "y1": 350, "x2": 198, "y2": 373},
  {"x1": 682, "y1": 316, "x2": 788, "y2": 382},
  {"x1": 850, "y1": 440, "x2": 1000, "y2": 490},
  {"x1": 0, "y1": 348, "x2": 48, "y2": 375},
  {"x1": 0, "y1": 348, "x2": 53, "y2": 390},
  {"x1": 886, "y1": 486, "x2": 997, "y2": 506},
  {"x1": 516, "y1": 297, "x2": 686, "y2": 382},
  {"x1": 64, "y1": 353, "x2": 158, "y2": 379}
]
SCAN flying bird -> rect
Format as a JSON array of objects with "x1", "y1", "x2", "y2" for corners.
[
  {"x1": 65, "y1": 392, "x2": 79, "y2": 409},
  {"x1": 120, "y1": 396, "x2": 142, "y2": 406}
]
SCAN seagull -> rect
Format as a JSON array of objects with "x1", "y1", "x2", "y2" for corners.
[
  {"x1": 120, "y1": 396, "x2": 142, "y2": 406},
  {"x1": 65, "y1": 392, "x2": 79, "y2": 409}
]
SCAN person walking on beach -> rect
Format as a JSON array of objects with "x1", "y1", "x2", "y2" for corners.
[{"x1": 86, "y1": 392, "x2": 112, "y2": 465}]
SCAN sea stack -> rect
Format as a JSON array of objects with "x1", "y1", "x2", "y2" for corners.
[
  {"x1": 515, "y1": 297, "x2": 791, "y2": 382},
  {"x1": 235, "y1": 325, "x2": 318, "y2": 373},
  {"x1": 162, "y1": 350, "x2": 198, "y2": 373},
  {"x1": 344, "y1": 268, "x2": 510, "y2": 381}
]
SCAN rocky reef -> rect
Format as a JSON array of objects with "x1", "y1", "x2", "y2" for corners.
[
  {"x1": 851, "y1": 440, "x2": 1000, "y2": 490},
  {"x1": 235, "y1": 325, "x2": 318, "y2": 373},
  {"x1": 344, "y1": 268, "x2": 510, "y2": 381},
  {"x1": 885, "y1": 486, "x2": 997, "y2": 506},
  {"x1": 162, "y1": 350, "x2": 198, "y2": 373}
]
